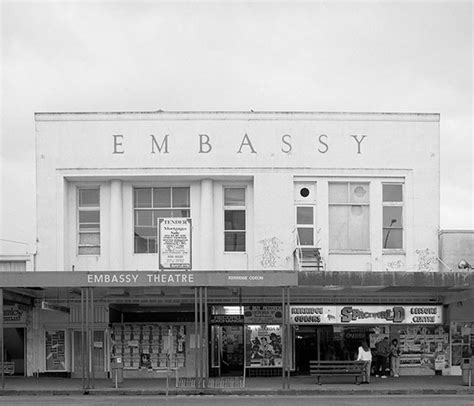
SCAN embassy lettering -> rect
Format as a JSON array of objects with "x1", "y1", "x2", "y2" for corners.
[
  {"x1": 112, "y1": 133, "x2": 368, "y2": 155},
  {"x1": 86, "y1": 273, "x2": 194, "y2": 285}
]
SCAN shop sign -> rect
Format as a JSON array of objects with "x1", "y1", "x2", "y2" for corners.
[
  {"x1": 210, "y1": 314, "x2": 244, "y2": 325},
  {"x1": 159, "y1": 218, "x2": 192, "y2": 270},
  {"x1": 3, "y1": 304, "x2": 27, "y2": 324},
  {"x1": 289, "y1": 306, "x2": 338, "y2": 324},
  {"x1": 0, "y1": 270, "x2": 297, "y2": 287},
  {"x1": 244, "y1": 306, "x2": 283, "y2": 324},
  {"x1": 289, "y1": 305, "x2": 442, "y2": 325}
]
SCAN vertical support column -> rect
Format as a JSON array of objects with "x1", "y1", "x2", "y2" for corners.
[
  {"x1": 200, "y1": 179, "x2": 214, "y2": 270},
  {"x1": 286, "y1": 287, "x2": 291, "y2": 388},
  {"x1": 81, "y1": 288, "x2": 85, "y2": 389},
  {"x1": 194, "y1": 287, "x2": 198, "y2": 386},
  {"x1": 204, "y1": 287, "x2": 208, "y2": 388},
  {"x1": 281, "y1": 287, "x2": 285, "y2": 389},
  {"x1": 0, "y1": 288, "x2": 4, "y2": 390},
  {"x1": 90, "y1": 287, "x2": 95, "y2": 389},
  {"x1": 85, "y1": 287, "x2": 90, "y2": 390},
  {"x1": 199, "y1": 287, "x2": 204, "y2": 388},
  {"x1": 110, "y1": 179, "x2": 123, "y2": 270}
]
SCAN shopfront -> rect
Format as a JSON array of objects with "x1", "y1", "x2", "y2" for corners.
[
  {"x1": 290, "y1": 304, "x2": 449, "y2": 376},
  {"x1": 209, "y1": 305, "x2": 288, "y2": 377},
  {"x1": 3, "y1": 304, "x2": 27, "y2": 376}
]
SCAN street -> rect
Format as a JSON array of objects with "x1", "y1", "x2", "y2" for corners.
[{"x1": 0, "y1": 395, "x2": 472, "y2": 406}]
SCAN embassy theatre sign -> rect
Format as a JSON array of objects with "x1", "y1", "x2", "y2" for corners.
[{"x1": 0, "y1": 271, "x2": 297, "y2": 288}]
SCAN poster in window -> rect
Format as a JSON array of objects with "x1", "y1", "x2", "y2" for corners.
[
  {"x1": 158, "y1": 218, "x2": 192, "y2": 269},
  {"x1": 45, "y1": 330, "x2": 66, "y2": 371},
  {"x1": 246, "y1": 325, "x2": 282, "y2": 368}
]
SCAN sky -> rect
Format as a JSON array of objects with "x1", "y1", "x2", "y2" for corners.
[{"x1": 0, "y1": 0, "x2": 472, "y2": 256}]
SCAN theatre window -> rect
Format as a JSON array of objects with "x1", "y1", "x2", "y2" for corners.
[
  {"x1": 329, "y1": 182, "x2": 369, "y2": 251},
  {"x1": 382, "y1": 183, "x2": 404, "y2": 249},
  {"x1": 296, "y1": 206, "x2": 315, "y2": 246},
  {"x1": 77, "y1": 187, "x2": 101, "y2": 255},
  {"x1": 134, "y1": 187, "x2": 190, "y2": 253},
  {"x1": 224, "y1": 188, "x2": 246, "y2": 252}
]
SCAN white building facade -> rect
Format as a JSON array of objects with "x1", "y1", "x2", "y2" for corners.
[
  {"x1": 4, "y1": 111, "x2": 471, "y2": 382},
  {"x1": 36, "y1": 111, "x2": 440, "y2": 274}
]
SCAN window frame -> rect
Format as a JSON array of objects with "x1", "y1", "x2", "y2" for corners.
[
  {"x1": 382, "y1": 183, "x2": 404, "y2": 251},
  {"x1": 77, "y1": 187, "x2": 101, "y2": 256},
  {"x1": 133, "y1": 186, "x2": 191, "y2": 254},
  {"x1": 223, "y1": 186, "x2": 247, "y2": 253},
  {"x1": 295, "y1": 205, "x2": 316, "y2": 247},
  {"x1": 328, "y1": 181, "x2": 370, "y2": 252}
]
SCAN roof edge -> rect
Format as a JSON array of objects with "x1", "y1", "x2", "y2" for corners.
[{"x1": 34, "y1": 110, "x2": 441, "y2": 122}]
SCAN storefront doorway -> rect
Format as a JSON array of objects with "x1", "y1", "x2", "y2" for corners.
[
  {"x1": 3, "y1": 328, "x2": 25, "y2": 376},
  {"x1": 211, "y1": 325, "x2": 244, "y2": 376},
  {"x1": 72, "y1": 330, "x2": 107, "y2": 378},
  {"x1": 294, "y1": 326, "x2": 335, "y2": 374}
]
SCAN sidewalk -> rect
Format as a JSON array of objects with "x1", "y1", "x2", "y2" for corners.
[
  {"x1": 0, "y1": 375, "x2": 473, "y2": 396},
  {"x1": 0, "y1": 376, "x2": 474, "y2": 396}
]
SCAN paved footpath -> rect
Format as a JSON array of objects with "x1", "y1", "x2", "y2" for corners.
[
  {"x1": 0, "y1": 375, "x2": 473, "y2": 396},
  {"x1": 0, "y1": 395, "x2": 473, "y2": 406}
]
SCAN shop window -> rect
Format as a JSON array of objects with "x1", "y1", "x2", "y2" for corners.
[
  {"x1": 296, "y1": 206, "x2": 315, "y2": 246},
  {"x1": 78, "y1": 188, "x2": 100, "y2": 255},
  {"x1": 224, "y1": 188, "x2": 246, "y2": 252},
  {"x1": 329, "y1": 182, "x2": 369, "y2": 251},
  {"x1": 134, "y1": 187, "x2": 190, "y2": 253},
  {"x1": 383, "y1": 184, "x2": 403, "y2": 249}
]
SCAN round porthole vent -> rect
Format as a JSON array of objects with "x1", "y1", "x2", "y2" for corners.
[{"x1": 300, "y1": 187, "x2": 310, "y2": 198}]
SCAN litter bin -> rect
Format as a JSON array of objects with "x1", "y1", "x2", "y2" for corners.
[
  {"x1": 461, "y1": 357, "x2": 474, "y2": 386},
  {"x1": 111, "y1": 357, "x2": 124, "y2": 388}
]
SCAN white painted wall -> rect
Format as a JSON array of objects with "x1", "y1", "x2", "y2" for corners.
[{"x1": 35, "y1": 112, "x2": 440, "y2": 273}]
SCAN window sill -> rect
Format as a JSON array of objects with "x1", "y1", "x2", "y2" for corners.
[
  {"x1": 383, "y1": 249, "x2": 405, "y2": 255},
  {"x1": 329, "y1": 250, "x2": 371, "y2": 255},
  {"x1": 223, "y1": 252, "x2": 247, "y2": 254}
]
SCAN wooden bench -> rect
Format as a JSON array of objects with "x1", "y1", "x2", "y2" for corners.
[{"x1": 309, "y1": 360, "x2": 365, "y2": 385}]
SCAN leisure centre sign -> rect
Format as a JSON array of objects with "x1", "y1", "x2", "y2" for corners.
[{"x1": 289, "y1": 305, "x2": 443, "y2": 325}]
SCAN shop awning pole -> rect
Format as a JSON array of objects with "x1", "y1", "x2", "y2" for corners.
[
  {"x1": 194, "y1": 287, "x2": 198, "y2": 387},
  {"x1": 281, "y1": 287, "x2": 285, "y2": 389},
  {"x1": 0, "y1": 288, "x2": 4, "y2": 390},
  {"x1": 199, "y1": 287, "x2": 203, "y2": 389},
  {"x1": 81, "y1": 288, "x2": 85, "y2": 390},
  {"x1": 90, "y1": 287, "x2": 95, "y2": 389},
  {"x1": 204, "y1": 287, "x2": 208, "y2": 388},
  {"x1": 286, "y1": 287, "x2": 291, "y2": 389},
  {"x1": 85, "y1": 287, "x2": 90, "y2": 390}
]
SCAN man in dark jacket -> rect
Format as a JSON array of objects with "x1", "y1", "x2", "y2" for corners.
[{"x1": 374, "y1": 337, "x2": 391, "y2": 378}]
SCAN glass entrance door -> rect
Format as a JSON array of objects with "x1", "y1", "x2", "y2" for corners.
[{"x1": 211, "y1": 325, "x2": 244, "y2": 377}]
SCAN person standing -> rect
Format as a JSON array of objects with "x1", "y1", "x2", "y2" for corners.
[
  {"x1": 356, "y1": 341, "x2": 372, "y2": 384},
  {"x1": 374, "y1": 337, "x2": 391, "y2": 378},
  {"x1": 390, "y1": 338, "x2": 401, "y2": 377}
]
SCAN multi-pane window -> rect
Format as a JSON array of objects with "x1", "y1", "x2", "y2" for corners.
[
  {"x1": 134, "y1": 187, "x2": 190, "y2": 253},
  {"x1": 224, "y1": 188, "x2": 246, "y2": 252},
  {"x1": 329, "y1": 182, "x2": 370, "y2": 250},
  {"x1": 296, "y1": 206, "x2": 315, "y2": 246},
  {"x1": 383, "y1": 184, "x2": 403, "y2": 249},
  {"x1": 78, "y1": 188, "x2": 100, "y2": 255}
]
